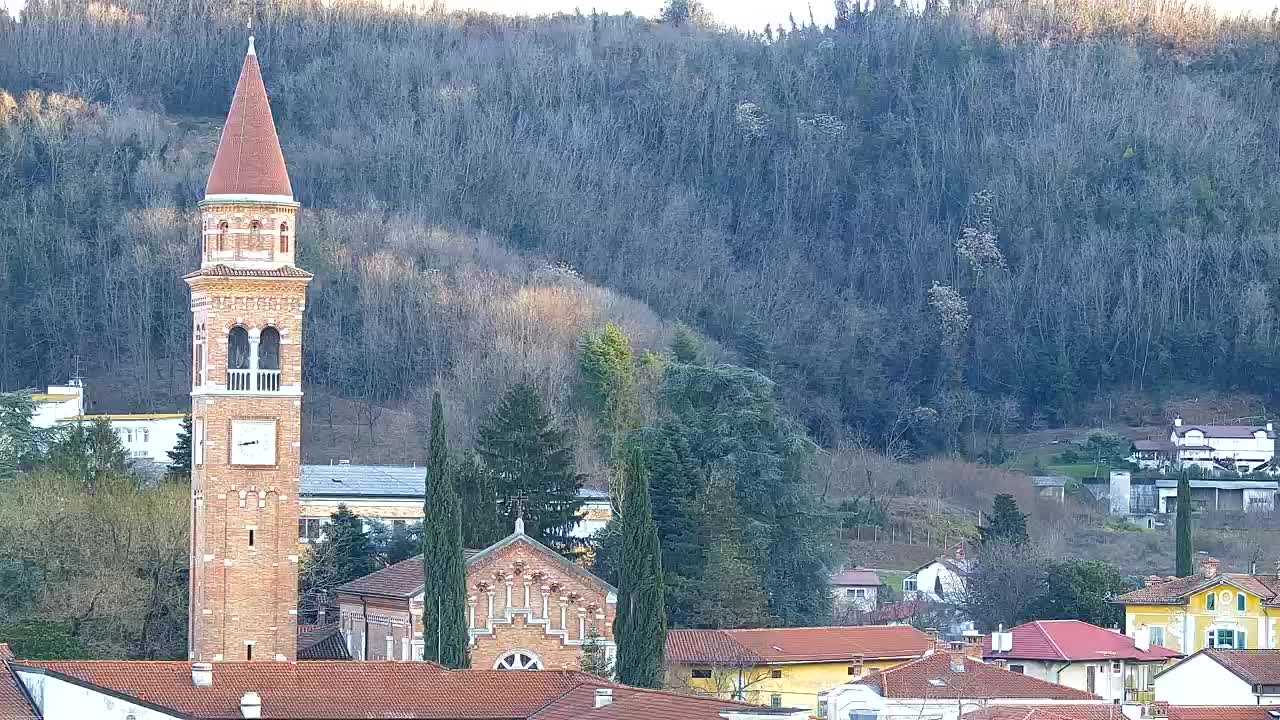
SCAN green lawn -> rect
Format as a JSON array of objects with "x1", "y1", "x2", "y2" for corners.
[
  {"x1": 875, "y1": 569, "x2": 910, "y2": 593},
  {"x1": 1043, "y1": 462, "x2": 1110, "y2": 480}
]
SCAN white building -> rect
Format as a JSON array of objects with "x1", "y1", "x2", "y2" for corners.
[
  {"x1": 59, "y1": 413, "x2": 186, "y2": 463},
  {"x1": 904, "y1": 543, "x2": 969, "y2": 602},
  {"x1": 29, "y1": 384, "x2": 85, "y2": 428},
  {"x1": 819, "y1": 650, "x2": 1103, "y2": 720},
  {"x1": 1154, "y1": 648, "x2": 1280, "y2": 706},
  {"x1": 1133, "y1": 418, "x2": 1277, "y2": 475},
  {"x1": 831, "y1": 568, "x2": 881, "y2": 612}
]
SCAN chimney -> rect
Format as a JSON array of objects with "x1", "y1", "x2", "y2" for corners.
[
  {"x1": 1143, "y1": 575, "x2": 1163, "y2": 588},
  {"x1": 1268, "y1": 422, "x2": 1275, "y2": 433},
  {"x1": 949, "y1": 652, "x2": 966, "y2": 673},
  {"x1": 240, "y1": 692, "x2": 262, "y2": 719},
  {"x1": 1199, "y1": 556, "x2": 1219, "y2": 578},
  {"x1": 594, "y1": 688, "x2": 613, "y2": 708},
  {"x1": 1174, "y1": 416, "x2": 1183, "y2": 428},
  {"x1": 1136, "y1": 627, "x2": 1151, "y2": 651},
  {"x1": 191, "y1": 662, "x2": 213, "y2": 687}
]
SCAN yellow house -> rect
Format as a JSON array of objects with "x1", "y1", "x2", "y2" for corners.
[
  {"x1": 664, "y1": 625, "x2": 933, "y2": 713},
  {"x1": 1116, "y1": 555, "x2": 1280, "y2": 654}
]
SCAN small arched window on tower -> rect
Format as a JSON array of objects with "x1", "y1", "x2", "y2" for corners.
[
  {"x1": 227, "y1": 326, "x2": 251, "y2": 390},
  {"x1": 249, "y1": 221, "x2": 261, "y2": 253},
  {"x1": 217, "y1": 222, "x2": 228, "y2": 252},
  {"x1": 258, "y1": 327, "x2": 281, "y2": 392},
  {"x1": 279, "y1": 222, "x2": 290, "y2": 253}
]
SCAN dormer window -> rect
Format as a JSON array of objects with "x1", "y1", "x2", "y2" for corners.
[{"x1": 279, "y1": 222, "x2": 290, "y2": 253}]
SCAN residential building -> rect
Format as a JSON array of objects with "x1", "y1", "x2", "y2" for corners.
[
  {"x1": 186, "y1": 34, "x2": 310, "y2": 663},
  {"x1": 29, "y1": 383, "x2": 84, "y2": 428},
  {"x1": 1130, "y1": 417, "x2": 1277, "y2": 475},
  {"x1": 665, "y1": 625, "x2": 933, "y2": 713},
  {"x1": 981, "y1": 620, "x2": 1180, "y2": 703},
  {"x1": 1153, "y1": 648, "x2": 1280, "y2": 706},
  {"x1": 298, "y1": 463, "x2": 610, "y2": 542},
  {"x1": 335, "y1": 517, "x2": 615, "y2": 671},
  {"x1": 1032, "y1": 476, "x2": 1068, "y2": 503},
  {"x1": 1108, "y1": 470, "x2": 1277, "y2": 516},
  {"x1": 1115, "y1": 556, "x2": 1280, "y2": 655},
  {"x1": 60, "y1": 413, "x2": 185, "y2": 462},
  {"x1": 903, "y1": 543, "x2": 969, "y2": 602},
  {"x1": 1, "y1": 648, "x2": 806, "y2": 720},
  {"x1": 820, "y1": 649, "x2": 1101, "y2": 720},
  {"x1": 831, "y1": 568, "x2": 881, "y2": 612}
]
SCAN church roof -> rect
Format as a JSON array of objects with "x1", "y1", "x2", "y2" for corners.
[
  {"x1": 296, "y1": 623, "x2": 351, "y2": 661},
  {"x1": 205, "y1": 37, "x2": 293, "y2": 200}
]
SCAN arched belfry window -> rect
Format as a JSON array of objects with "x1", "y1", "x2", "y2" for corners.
[
  {"x1": 217, "y1": 222, "x2": 228, "y2": 252},
  {"x1": 249, "y1": 221, "x2": 261, "y2": 251},
  {"x1": 227, "y1": 326, "x2": 250, "y2": 370},
  {"x1": 279, "y1": 223, "x2": 290, "y2": 253},
  {"x1": 259, "y1": 327, "x2": 281, "y2": 370}
]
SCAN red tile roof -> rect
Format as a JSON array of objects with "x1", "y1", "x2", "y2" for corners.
[
  {"x1": 667, "y1": 625, "x2": 932, "y2": 665},
  {"x1": 1115, "y1": 572, "x2": 1280, "y2": 606},
  {"x1": 982, "y1": 620, "x2": 1180, "y2": 662},
  {"x1": 336, "y1": 550, "x2": 481, "y2": 599},
  {"x1": 529, "y1": 684, "x2": 768, "y2": 719},
  {"x1": 185, "y1": 264, "x2": 313, "y2": 279},
  {"x1": 297, "y1": 624, "x2": 350, "y2": 661},
  {"x1": 858, "y1": 652, "x2": 1099, "y2": 700},
  {"x1": 963, "y1": 706, "x2": 1127, "y2": 720},
  {"x1": 0, "y1": 646, "x2": 36, "y2": 720},
  {"x1": 831, "y1": 568, "x2": 881, "y2": 586},
  {"x1": 1163, "y1": 706, "x2": 1280, "y2": 720},
  {"x1": 11, "y1": 660, "x2": 775, "y2": 720},
  {"x1": 205, "y1": 40, "x2": 293, "y2": 199}
]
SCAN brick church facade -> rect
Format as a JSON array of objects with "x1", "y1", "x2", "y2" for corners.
[
  {"x1": 187, "y1": 36, "x2": 310, "y2": 662},
  {"x1": 335, "y1": 520, "x2": 617, "y2": 671}
]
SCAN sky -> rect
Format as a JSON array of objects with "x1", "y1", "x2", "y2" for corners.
[{"x1": 1, "y1": 0, "x2": 1277, "y2": 28}]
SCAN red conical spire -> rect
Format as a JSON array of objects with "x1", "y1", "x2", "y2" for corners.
[{"x1": 205, "y1": 37, "x2": 293, "y2": 199}]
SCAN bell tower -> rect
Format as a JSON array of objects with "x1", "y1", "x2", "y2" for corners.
[{"x1": 186, "y1": 36, "x2": 310, "y2": 662}]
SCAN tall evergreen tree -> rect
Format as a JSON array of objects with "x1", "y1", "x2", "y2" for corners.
[
  {"x1": 478, "y1": 383, "x2": 585, "y2": 554},
  {"x1": 688, "y1": 469, "x2": 771, "y2": 628},
  {"x1": 640, "y1": 422, "x2": 701, "y2": 623},
  {"x1": 1176, "y1": 475, "x2": 1194, "y2": 577},
  {"x1": 614, "y1": 448, "x2": 666, "y2": 688},
  {"x1": 165, "y1": 415, "x2": 192, "y2": 481},
  {"x1": 670, "y1": 323, "x2": 702, "y2": 365},
  {"x1": 454, "y1": 452, "x2": 504, "y2": 549},
  {"x1": 0, "y1": 391, "x2": 38, "y2": 481},
  {"x1": 421, "y1": 392, "x2": 469, "y2": 667},
  {"x1": 327, "y1": 505, "x2": 376, "y2": 584},
  {"x1": 47, "y1": 418, "x2": 130, "y2": 490},
  {"x1": 980, "y1": 493, "x2": 1030, "y2": 546}
]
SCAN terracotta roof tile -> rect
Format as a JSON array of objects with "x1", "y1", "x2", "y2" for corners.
[
  {"x1": 184, "y1": 264, "x2": 313, "y2": 279},
  {"x1": 667, "y1": 625, "x2": 932, "y2": 665},
  {"x1": 297, "y1": 624, "x2": 350, "y2": 661},
  {"x1": 1164, "y1": 706, "x2": 1280, "y2": 720},
  {"x1": 16, "y1": 661, "x2": 596, "y2": 719},
  {"x1": 1174, "y1": 424, "x2": 1273, "y2": 439},
  {"x1": 530, "y1": 683, "x2": 771, "y2": 719},
  {"x1": 1116, "y1": 572, "x2": 1280, "y2": 606},
  {"x1": 963, "y1": 705, "x2": 1127, "y2": 720},
  {"x1": 831, "y1": 568, "x2": 881, "y2": 586},
  {"x1": 0, "y1": 646, "x2": 37, "y2": 720},
  {"x1": 336, "y1": 550, "x2": 480, "y2": 599},
  {"x1": 982, "y1": 620, "x2": 1180, "y2": 662},
  {"x1": 858, "y1": 652, "x2": 1099, "y2": 700},
  {"x1": 206, "y1": 41, "x2": 293, "y2": 198}
]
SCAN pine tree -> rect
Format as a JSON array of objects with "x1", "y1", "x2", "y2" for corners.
[
  {"x1": 421, "y1": 392, "x2": 469, "y2": 667},
  {"x1": 688, "y1": 470, "x2": 771, "y2": 628},
  {"x1": 614, "y1": 447, "x2": 666, "y2": 688},
  {"x1": 47, "y1": 417, "x2": 130, "y2": 490},
  {"x1": 327, "y1": 504, "x2": 376, "y2": 584},
  {"x1": 641, "y1": 422, "x2": 701, "y2": 622},
  {"x1": 980, "y1": 493, "x2": 1029, "y2": 546},
  {"x1": 1176, "y1": 474, "x2": 1193, "y2": 577},
  {"x1": 165, "y1": 415, "x2": 192, "y2": 481},
  {"x1": 454, "y1": 452, "x2": 504, "y2": 549},
  {"x1": 478, "y1": 383, "x2": 584, "y2": 555},
  {"x1": 579, "y1": 626, "x2": 614, "y2": 679},
  {"x1": 670, "y1": 323, "x2": 702, "y2": 365},
  {"x1": 0, "y1": 391, "x2": 38, "y2": 481}
]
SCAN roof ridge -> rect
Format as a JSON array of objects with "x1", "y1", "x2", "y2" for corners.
[{"x1": 1034, "y1": 621, "x2": 1069, "y2": 660}]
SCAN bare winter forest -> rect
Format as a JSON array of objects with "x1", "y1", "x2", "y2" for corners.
[{"x1": 4, "y1": 0, "x2": 1280, "y2": 458}]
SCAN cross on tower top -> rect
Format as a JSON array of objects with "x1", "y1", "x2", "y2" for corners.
[{"x1": 506, "y1": 491, "x2": 529, "y2": 535}]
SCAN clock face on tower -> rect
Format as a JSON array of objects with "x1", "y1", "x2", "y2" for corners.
[{"x1": 230, "y1": 419, "x2": 277, "y2": 466}]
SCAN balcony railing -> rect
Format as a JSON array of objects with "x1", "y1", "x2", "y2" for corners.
[
  {"x1": 1125, "y1": 688, "x2": 1155, "y2": 704},
  {"x1": 226, "y1": 369, "x2": 282, "y2": 392}
]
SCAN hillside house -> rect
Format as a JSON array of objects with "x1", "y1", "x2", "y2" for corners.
[
  {"x1": 29, "y1": 383, "x2": 84, "y2": 428},
  {"x1": 1108, "y1": 470, "x2": 1277, "y2": 515},
  {"x1": 665, "y1": 625, "x2": 933, "y2": 714},
  {"x1": 982, "y1": 620, "x2": 1180, "y2": 703},
  {"x1": 1131, "y1": 418, "x2": 1277, "y2": 475},
  {"x1": 1116, "y1": 556, "x2": 1280, "y2": 655},
  {"x1": 831, "y1": 568, "x2": 881, "y2": 611}
]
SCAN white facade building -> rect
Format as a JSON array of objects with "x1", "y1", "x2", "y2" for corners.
[
  {"x1": 30, "y1": 384, "x2": 85, "y2": 429},
  {"x1": 59, "y1": 413, "x2": 186, "y2": 462},
  {"x1": 1154, "y1": 648, "x2": 1280, "y2": 706},
  {"x1": 1135, "y1": 417, "x2": 1278, "y2": 475}
]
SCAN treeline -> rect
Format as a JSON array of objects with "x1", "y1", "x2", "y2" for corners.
[{"x1": 6, "y1": 0, "x2": 1280, "y2": 457}]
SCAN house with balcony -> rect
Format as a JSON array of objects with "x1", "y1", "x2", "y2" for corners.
[
  {"x1": 1131, "y1": 418, "x2": 1277, "y2": 475},
  {"x1": 982, "y1": 620, "x2": 1180, "y2": 703}
]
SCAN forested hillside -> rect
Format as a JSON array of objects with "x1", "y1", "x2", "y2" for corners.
[{"x1": 4, "y1": 0, "x2": 1280, "y2": 457}]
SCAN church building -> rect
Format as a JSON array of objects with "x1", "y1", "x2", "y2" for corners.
[
  {"x1": 186, "y1": 36, "x2": 310, "y2": 662},
  {"x1": 335, "y1": 517, "x2": 617, "y2": 671}
]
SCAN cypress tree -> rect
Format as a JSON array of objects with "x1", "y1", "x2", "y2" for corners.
[
  {"x1": 614, "y1": 447, "x2": 666, "y2": 688},
  {"x1": 422, "y1": 392, "x2": 469, "y2": 667},
  {"x1": 1176, "y1": 474, "x2": 1193, "y2": 577}
]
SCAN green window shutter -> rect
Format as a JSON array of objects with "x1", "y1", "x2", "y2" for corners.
[
  {"x1": 1238, "y1": 630, "x2": 1247, "y2": 649},
  {"x1": 1238, "y1": 593, "x2": 1247, "y2": 612},
  {"x1": 1207, "y1": 594, "x2": 1216, "y2": 611}
]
